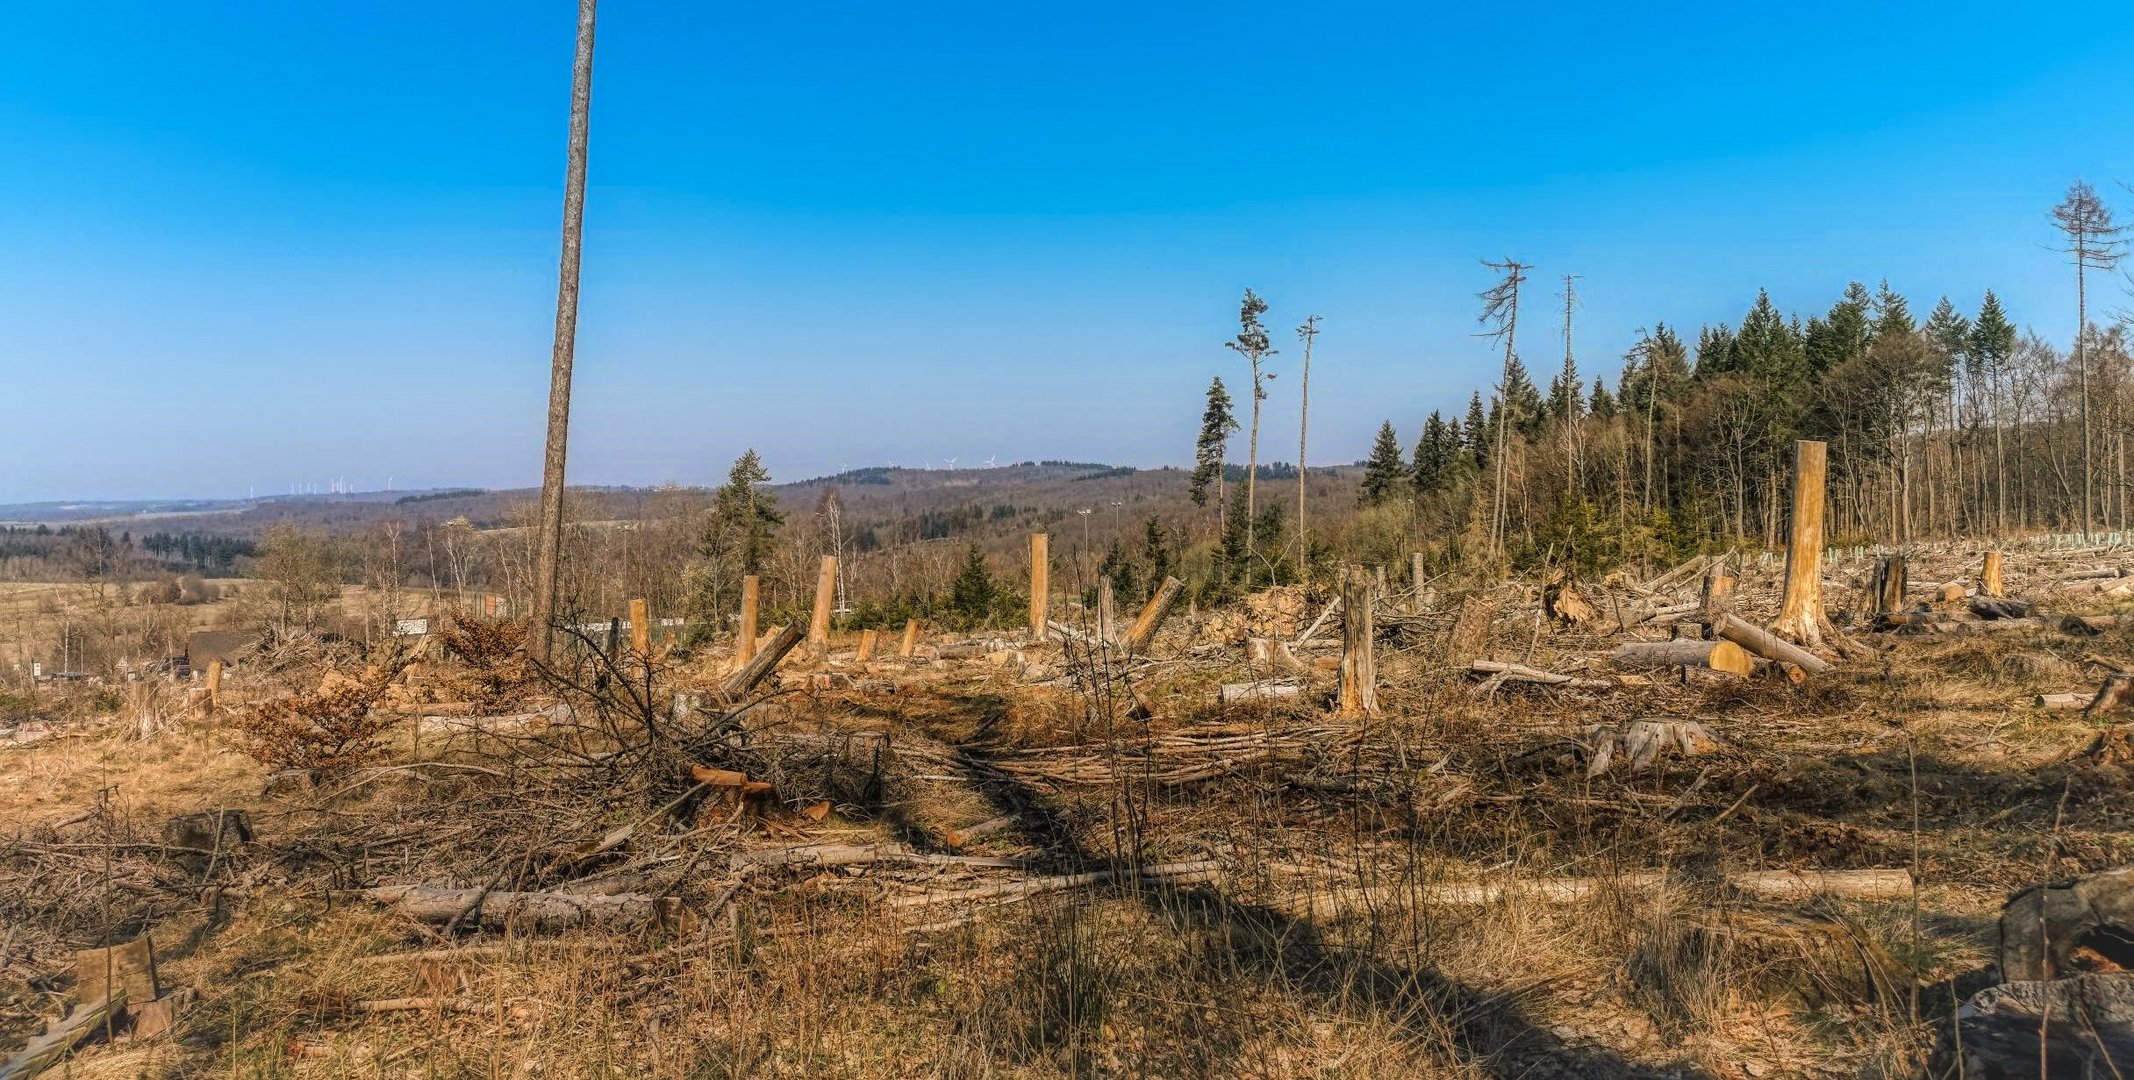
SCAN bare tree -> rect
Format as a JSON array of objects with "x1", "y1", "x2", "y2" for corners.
[
  {"x1": 2051, "y1": 179, "x2": 2125, "y2": 539},
  {"x1": 1477, "y1": 258, "x2": 1532, "y2": 555},
  {"x1": 530, "y1": 0, "x2": 600, "y2": 660}
]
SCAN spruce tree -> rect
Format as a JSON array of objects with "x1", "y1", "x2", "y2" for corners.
[
  {"x1": 948, "y1": 544, "x2": 997, "y2": 628},
  {"x1": 1872, "y1": 280, "x2": 1915, "y2": 340},
  {"x1": 1500, "y1": 355, "x2": 1546, "y2": 440},
  {"x1": 1188, "y1": 376, "x2": 1238, "y2": 515},
  {"x1": 693, "y1": 449, "x2": 785, "y2": 615},
  {"x1": 1694, "y1": 324, "x2": 1738, "y2": 378},
  {"x1": 1972, "y1": 290, "x2": 2018, "y2": 530},
  {"x1": 1411, "y1": 411, "x2": 1461, "y2": 495},
  {"x1": 1360, "y1": 421, "x2": 1408, "y2": 505},
  {"x1": 1588, "y1": 377, "x2": 1617, "y2": 419},
  {"x1": 1733, "y1": 289, "x2": 1807, "y2": 389},
  {"x1": 1462, "y1": 391, "x2": 1490, "y2": 468}
]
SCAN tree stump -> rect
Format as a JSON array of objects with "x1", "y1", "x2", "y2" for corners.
[{"x1": 1865, "y1": 555, "x2": 1907, "y2": 616}]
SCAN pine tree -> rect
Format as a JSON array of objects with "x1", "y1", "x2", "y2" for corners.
[
  {"x1": 1411, "y1": 411, "x2": 1462, "y2": 495},
  {"x1": 1501, "y1": 355, "x2": 1546, "y2": 440},
  {"x1": 1972, "y1": 290, "x2": 2018, "y2": 531},
  {"x1": 1871, "y1": 280, "x2": 1915, "y2": 340},
  {"x1": 1733, "y1": 289, "x2": 1807, "y2": 389},
  {"x1": 693, "y1": 449, "x2": 785, "y2": 615},
  {"x1": 1188, "y1": 376, "x2": 1238, "y2": 517},
  {"x1": 947, "y1": 544, "x2": 998, "y2": 629},
  {"x1": 1360, "y1": 421, "x2": 1408, "y2": 505},
  {"x1": 1462, "y1": 391, "x2": 1490, "y2": 468},
  {"x1": 1588, "y1": 377, "x2": 1617, "y2": 419},
  {"x1": 1694, "y1": 324, "x2": 1738, "y2": 378},
  {"x1": 1805, "y1": 285, "x2": 1873, "y2": 379}
]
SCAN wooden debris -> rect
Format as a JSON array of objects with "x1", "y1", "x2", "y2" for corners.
[
  {"x1": 945, "y1": 815, "x2": 1018, "y2": 849},
  {"x1": 1294, "y1": 867, "x2": 1912, "y2": 920},
  {"x1": 1609, "y1": 639, "x2": 1752, "y2": 678},
  {"x1": 1029, "y1": 533, "x2": 1049, "y2": 637},
  {"x1": 737, "y1": 575, "x2": 761, "y2": 667},
  {"x1": 72, "y1": 936, "x2": 158, "y2": 1007},
  {"x1": 1970, "y1": 597, "x2": 2035, "y2": 620},
  {"x1": 719, "y1": 621, "x2": 805, "y2": 699},
  {"x1": 2036, "y1": 692, "x2": 2089, "y2": 710},
  {"x1": 808, "y1": 555, "x2": 837, "y2": 652},
  {"x1": 2085, "y1": 674, "x2": 2134, "y2": 719},
  {"x1": 1337, "y1": 566, "x2": 1379, "y2": 717},
  {"x1": 0, "y1": 991, "x2": 127, "y2": 1080},
  {"x1": 361, "y1": 886, "x2": 692, "y2": 932},
  {"x1": 1220, "y1": 680, "x2": 1303, "y2": 705},
  {"x1": 1712, "y1": 612, "x2": 1833, "y2": 674},
  {"x1": 1542, "y1": 569, "x2": 1597, "y2": 627},
  {"x1": 1467, "y1": 660, "x2": 1618, "y2": 692},
  {"x1": 1981, "y1": 550, "x2": 2005, "y2": 597},
  {"x1": 1774, "y1": 439, "x2": 1831, "y2": 647},
  {"x1": 899, "y1": 618, "x2": 920, "y2": 658},
  {"x1": 1124, "y1": 577, "x2": 1185, "y2": 653},
  {"x1": 891, "y1": 859, "x2": 1222, "y2": 911},
  {"x1": 1584, "y1": 718, "x2": 1724, "y2": 775},
  {"x1": 1865, "y1": 555, "x2": 1907, "y2": 616}
]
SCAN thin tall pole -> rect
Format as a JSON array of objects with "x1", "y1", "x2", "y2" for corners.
[
  {"x1": 529, "y1": 0, "x2": 599, "y2": 662},
  {"x1": 1295, "y1": 315, "x2": 1319, "y2": 570}
]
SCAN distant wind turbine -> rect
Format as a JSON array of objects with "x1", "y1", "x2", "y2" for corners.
[
  {"x1": 943, "y1": 457, "x2": 958, "y2": 470},
  {"x1": 984, "y1": 455, "x2": 998, "y2": 468}
]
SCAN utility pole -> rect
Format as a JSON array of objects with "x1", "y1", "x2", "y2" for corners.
[
  {"x1": 528, "y1": 0, "x2": 598, "y2": 662},
  {"x1": 1295, "y1": 315, "x2": 1319, "y2": 571}
]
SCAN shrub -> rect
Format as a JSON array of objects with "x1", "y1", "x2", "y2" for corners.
[
  {"x1": 230, "y1": 654, "x2": 409, "y2": 775},
  {"x1": 434, "y1": 613, "x2": 532, "y2": 709}
]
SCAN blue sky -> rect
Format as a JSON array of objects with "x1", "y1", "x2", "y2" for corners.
[{"x1": 3, "y1": 1, "x2": 2131, "y2": 501}]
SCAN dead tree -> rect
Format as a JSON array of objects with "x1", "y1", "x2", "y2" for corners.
[
  {"x1": 1125, "y1": 577, "x2": 1185, "y2": 653},
  {"x1": 1338, "y1": 566, "x2": 1379, "y2": 717},
  {"x1": 2052, "y1": 179, "x2": 2126, "y2": 539},
  {"x1": 1478, "y1": 258, "x2": 1533, "y2": 556},
  {"x1": 1295, "y1": 314, "x2": 1319, "y2": 567},
  {"x1": 1865, "y1": 555, "x2": 1907, "y2": 616},
  {"x1": 1981, "y1": 550, "x2": 2005, "y2": 598},
  {"x1": 1774, "y1": 439, "x2": 1832, "y2": 647},
  {"x1": 807, "y1": 555, "x2": 837, "y2": 653},
  {"x1": 528, "y1": 0, "x2": 600, "y2": 662}
]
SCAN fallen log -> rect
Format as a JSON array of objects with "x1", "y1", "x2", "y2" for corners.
[
  {"x1": 1467, "y1": 660, "x2": 1618, "y2": 691},
  {"x1": 359, "y1": 886, "x2": 690, "y2": 932},
  {"x1": 891, "y1": 859, "x2": 1222, "y2": 910},
  {"x1": 1639, "y1": 601, "x2": 1702, "y2": 626},
  {"x1": 1712, "y1": 613, "x2": 1833, "y2": 674},
  {"x1": 1642, "y1": 554, "x2": 1712, "y2": 595},
  {"x1": 1294, "y1": 867, "x2": 1913, "y2": 920},
  {"x1": 1220, "y1": 680, "x2": 1303, "y2": 705},
  {"x1": 2036, "y1": 692, "x2": 2090, "y2": 709},
  {"x1": 1970, "y1": 597, "x2": 2035, "y2": 620},
  {"x1": 1124, "y1": 577, "x2": 1185, "y2": 653},
  {"x1": 729, "y1": 842, "x2": 1026, "y2": 872},
  {"x1": 1609, "y1": 639, "x2": 1752, "y2": 677},
  {"x1": 945, "y1": 815, "x2": 1018, "y2": 849},
  {"x1": 718, "y1": 621, "x2": 805, "y2": 699}
]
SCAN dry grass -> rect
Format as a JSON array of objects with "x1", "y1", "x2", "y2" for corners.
[{"x1": 7, "y1": 550, "x2": 2134, "y2": 1078}]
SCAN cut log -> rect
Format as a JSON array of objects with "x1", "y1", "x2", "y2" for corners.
[
  {"x1": 890, "y1": 860, "x2": 1222, "y2": 910},
  {"x1": 1642, "y1": 554, "x2": 1713, "y2": 595},
  {"x1": 855, "y1": 629, "x2": 878, "y2": 663},
  {"x1": 360, "y1": 886, "x2": 691, "y2": 932},
  {"x1": 1295, "y1": 867, "x2": 1911, "y2": 920},
  {"x1": 1220, "y1": 680, "x2": 1303, "y2": 705},
  {"x1": 1712, "y1": 612, "x2": 1833, "y2": 674},
  {"x1": 718, "y1": 621, "x2": 805, "y2": 699},
  {"x1": 1638, "y1": 601, "x2": 1701, "y2": 626},
  {"x1": 1981, "y1": 550, "x2": 2005, "y2": 598},
  {"x1": 1970, "y1": 598, "x2": 2035, "y2": 620},
  {"x1": 1774, "y1": 440, "x2": 1830, "y2": 646},
  {"x1": 898, "y1": 618, "x2": 920, "y2": 658},
  {"x1": 1609, "y1": 639, "x2": 1752, "y2": 677},
  {"x1": 1935, "y1": 581, "x2": 1968, "y2": 603},
  {"x1": 1338, "y1": 566, "x2": 1380, "y2": 717},
  {"x1": 2036, "y1": 692, "x2": 2090, "y2": 709},
  {"x1": 1468, "y1": 660, "x2": 1618, "y2": 691},
  {"x1": 1124, "y1": 577, "x2": 1186, "y2": 653}
]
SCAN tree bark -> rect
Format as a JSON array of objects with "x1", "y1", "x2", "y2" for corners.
[
  {"x1": 1609, "y1": 639, "x2": 1753, "y2": 677},
  {"x1": 1338, "y1": 566, "x2": 1380, "y2": 717},
  {"x1": 1774, "y1": 440, "x2": 1830, "y2": 646},
  {"x1": 1712, "y1": 612, "x2": 1833, "y2": 674},
  {"x1": 719, "y1": 621, "x2": 804, "y2": 699}
]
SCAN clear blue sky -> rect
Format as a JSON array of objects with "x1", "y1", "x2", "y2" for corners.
[{"x1": 4, "y1": 1, "x2": 2131, "y2": 502}]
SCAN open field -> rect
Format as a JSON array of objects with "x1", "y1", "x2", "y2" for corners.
[{"x1": 5, "y1": 539, "x2": 2134, "y2": 1078}]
